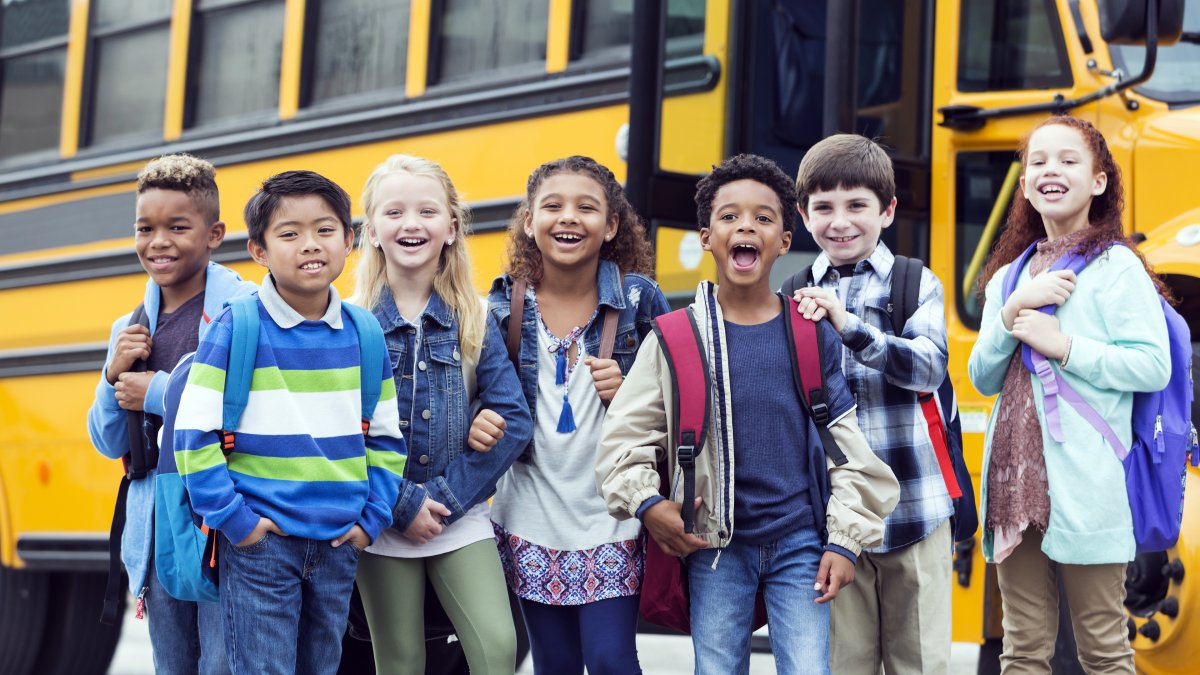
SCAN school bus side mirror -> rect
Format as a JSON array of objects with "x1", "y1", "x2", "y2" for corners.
[{"x1": 1097, "y1": 0, "x2": 1186, "y2": 45}]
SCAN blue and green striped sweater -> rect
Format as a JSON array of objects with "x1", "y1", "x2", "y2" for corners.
[{"x1": 173, "y1": 297, "x2": 409, "y2": 546}]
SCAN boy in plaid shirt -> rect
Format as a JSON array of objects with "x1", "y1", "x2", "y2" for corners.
[{"x1": 786, "y1": 134, "x2": 953, "y2": 674}]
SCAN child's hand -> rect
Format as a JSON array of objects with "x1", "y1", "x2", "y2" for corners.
[
  {"x1": 236, "y1": 517, "x2": 284, "y2": 548},
  {"x1": 585, "y1": 357, "x2": 623, "y2": 404},
  {"x1": 107, "y1": 325, "x2": 153, "y2": 384},
  {"x1": 814, "y1": 550, "x2": 856, "y2": 604},
  {"x1": 1001, "y1": 270, "x2": 1075, "y2": 329},
  {"x1": 1011, "y1": 310, "x2": 1071, "y2": 360},
  {"x1": 332, "y1": 524, "x2": 370, "y2": 550},
  {"x1": 468, "y1": 408, "x2": 506, "y2": 452},
  {"x1": 402, "y1": 497, "x2": 452, "y2": 545},
  {"x1": 643, "y1": 498, "x2": 710, "y2": 557},
  {"x1": 114, "y1": 371, "x2": 156, "y2": 411},
  {"x1": 794, "y1": 287, "x2": 848, "y2": 332}
]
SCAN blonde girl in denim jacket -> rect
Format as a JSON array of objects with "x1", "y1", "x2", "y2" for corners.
[{"x1": 350, "y1": 155, "x2": 532, "y2": 675}]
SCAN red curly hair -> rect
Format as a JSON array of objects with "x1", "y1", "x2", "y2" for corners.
[
  {"x1": 504, "y1": 156, "x2": 655, "y2": 283},
  {"x1": 978, "y1": 115, "x2": 1171, "y2": 301}
]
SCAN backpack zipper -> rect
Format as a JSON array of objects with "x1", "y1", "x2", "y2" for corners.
[
  {"x1": 135, "y1": 586, "x2": 147, "y2": 620},
  {"x1": 1155, "y1": 416, "x2": 1165, "y2": 458}
]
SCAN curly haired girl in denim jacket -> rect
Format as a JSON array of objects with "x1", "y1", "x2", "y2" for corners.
[
  {"x1": 350, "y1": 155, "x2": 532, "y2": 675},
  {"x1": 486, "y1": 156, "x2": 670, "y2": 674}
]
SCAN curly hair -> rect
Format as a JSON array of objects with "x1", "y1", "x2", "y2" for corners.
[
  {"x1": 137, "y1": 154, "x2": 220, "y2": 223},
  {"x1": 695, "y1": 154, "x2": 799, "y2": 233},
  {"x1": 978, "y1": 115, "x2": 1172, "y2": 301},
  {"x1": 505, "y1": 156, "x2": 654, "y2": 283}
]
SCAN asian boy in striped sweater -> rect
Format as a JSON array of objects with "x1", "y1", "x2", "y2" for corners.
[{"x1": 172, "y1": 170, "x2": 412, "y2": 675}]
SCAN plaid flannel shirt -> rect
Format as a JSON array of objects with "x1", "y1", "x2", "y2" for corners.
[{"x1": 810, "y1": 243, "x2": 953, "y2": 553}]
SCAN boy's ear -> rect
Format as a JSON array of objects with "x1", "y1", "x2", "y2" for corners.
[
  {"x1": 343, "y1": 226, "x2": 354, "y2": 254},
  {"x1": 207, "y1": 221, "x2": 226, "y2": 250},
  {"x1": 796, "y1": 204, "x2": 813, "y2": 233},
  {"x1": 699, "y1": 227, "x2": 712, "y2": 251},
  {"x1": 1091, "y1": 171, "x2": 1108, "y2": 196},
  {"x1": 880, "y1": 196, "x2": 898, "y2": 230},
  {"x1": 247, "y1": 238, "x2": 269, "y2": 268},
  {"x1": 779, "y1": 229, "x2": 792, "y2": 254}
]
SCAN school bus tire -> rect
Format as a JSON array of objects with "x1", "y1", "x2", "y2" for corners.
[
  {"x1": 0, "y1": 564, "x2": 49, "y2": 675},
  {"x1": 29, "y1": 571, "x2": 123, "y2": 675}
]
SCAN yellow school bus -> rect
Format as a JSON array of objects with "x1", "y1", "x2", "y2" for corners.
[{"x1": 0, "y1": 1, "x2": 1196, "y2": 673}]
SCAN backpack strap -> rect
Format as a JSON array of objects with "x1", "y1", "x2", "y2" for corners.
[
  {"x1": 597, "y1": 273, "x2": 624, "y2": 360},
  {"x1": 344, "y1": 303, "x2": 385, "y2": 434},
  {"x1": 506, "y1": 279, "x2": 527, "y2": 366},
  {"x1": 653, "y1": 308, "x2": 710, "y2": 534},
  {"x1": 220, "y1": 295, "x2": 261, "y2": 452},
  {"x1": 779, "y1": 265, "x2": 814, "y2": 299},
  {"x1": 1000, "y1": 241, "x2": 1042, "y2": 302},
  {"x1": 890, "y1": 255, "x2": 924, "y2": 336},
  {"x1": 123, "y1": 303, "x2": 160, "y2": 479},
  {"x1": 782, "y1": 295, "x2": 848, "y2": 466}
]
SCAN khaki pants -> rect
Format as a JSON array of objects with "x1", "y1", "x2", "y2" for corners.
[
  {"x1": 995, "y1": 529, "x2": 1134, "y2": 675},
  {"x1": 830, "y1": 519, "x2": 952, "y2": 674}
]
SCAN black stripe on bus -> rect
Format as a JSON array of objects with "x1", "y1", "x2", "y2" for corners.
[
  {"x1": 0, "y1": 199, "x2": 519, "y2": 289},
  {"x1": 0, "y1": 56, "x2": 720, "y2": 201}
]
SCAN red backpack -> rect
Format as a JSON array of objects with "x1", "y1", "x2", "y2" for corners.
[{"x1": 640, "y1": 294, "x2": 847, "y2": 634}]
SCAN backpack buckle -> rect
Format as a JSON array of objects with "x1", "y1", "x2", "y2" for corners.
[{"x1": 677, "y1": 444, "x2": 696, "y2": 467}]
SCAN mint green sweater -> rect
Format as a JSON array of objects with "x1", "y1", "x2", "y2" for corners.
[{"x1": 969, "y1": 245, "x2": 1171, "y2": 565}]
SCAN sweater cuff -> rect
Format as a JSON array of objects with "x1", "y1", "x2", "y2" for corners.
[
  {"x1": 357, "y1": 506, "x2": 389, "y2": 544},
  {"x1": 220, "y1": 504, "x2": 261, "y2": 546},
  {"x1": 825, "y1": 543, "x2": 858, "y2": 566},
  {"x1": 636, "y1": 495, "x2": 666, "y2": 522},
  {"x1": 144, "y1": 370, "x2": 169, "y2": 417}
]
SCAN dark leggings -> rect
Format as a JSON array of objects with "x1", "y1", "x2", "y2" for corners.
[{"x1": 518, "y1": 595, "x2": 643, "y2": 675}]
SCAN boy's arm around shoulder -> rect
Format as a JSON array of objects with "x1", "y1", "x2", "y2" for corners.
[
  {"x1": 87, "y1": 313, "x2": 134, "y2": 459},
  {"x1": 824, "y1": 413, "x2": 900, "y2": 557},
  {"x1": 361, "y1": 345, "x2": 417, "y2": 543},
  {"x1": 841, "y1": 267, "x2": 947, "y2": 391},
  {"x1": 968, "y1": 267, "x2": 1021, "y2": 396},
  {"x1": 596, "y1": 332, "x2": 670, "y2": 520}
]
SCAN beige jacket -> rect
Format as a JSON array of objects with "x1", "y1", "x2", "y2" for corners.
[{"x1": 596, "y1": 282, "x2": 899, "y2": 556}]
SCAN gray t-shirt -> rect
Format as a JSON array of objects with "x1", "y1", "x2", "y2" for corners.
[{"x1": 147, "y1": 291, "x2": 205, "y2": 375}]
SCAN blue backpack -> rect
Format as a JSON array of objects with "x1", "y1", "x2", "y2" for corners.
[
  {"x1": 153, "y1": 294, "x2": 386, "y2": 602},
  {"x1": 1002, "y1": 241, "x2": 1198, "y2": 554}
]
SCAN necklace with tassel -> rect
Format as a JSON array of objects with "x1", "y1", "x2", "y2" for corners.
[{"x1": 534, "y1": 296, "x2": 598, "y2": 434}]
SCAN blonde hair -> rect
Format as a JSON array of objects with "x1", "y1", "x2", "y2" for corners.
[{"x1": 349, "y1": 155, "x2": 485, "y2": 362}]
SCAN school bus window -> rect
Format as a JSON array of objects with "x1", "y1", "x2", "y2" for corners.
[
  {"x1": 431, "y1": 0, "x2": 547, "y2": 85},
  {"x1": 572, "y1": 0, "x2": 705, "y2": 61},
  {"x1": 306, "y1": 0, "x2": 409, "y2": 106},
  {"x1": 955, "y1": 150, "x2": 1018, "y2": 329},
  {"x1": 957, "y1": 0, "x2": 1071, "y2": 93},
  {"x1": 0, "y1": 0, "x2": 69, "y2": 160},
  {"x1": 86, "y1": 0, "x2": 171, "y2": 146},
  {"x1": 188, "y1": 0, "x2": 284, "y2": 128},
  {"x1": 1109, "y1": 0, "x2": 1200, "y2": 106}
]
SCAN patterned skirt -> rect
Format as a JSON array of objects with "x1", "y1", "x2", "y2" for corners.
[{"x1": 493, "y1": 523, "x2": 643, "y2": 605}]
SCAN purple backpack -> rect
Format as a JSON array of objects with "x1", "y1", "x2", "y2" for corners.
[{"x1": 1002, "y1": 241, "x2": 1197, "y2": 554}]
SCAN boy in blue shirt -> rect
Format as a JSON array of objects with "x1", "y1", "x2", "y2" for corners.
[
  {"x1": 789, "y1": 134, "x2": 954, "y2": 674},
  {"x1": 172, "y1": 170, "x2": 411, "y2": 675},
  {"x1": 88, "y1": 154, "x2": 252, "y2": 675},
  {"x1": 598, "y1": 154, "x2": 898, "y2": 674}
]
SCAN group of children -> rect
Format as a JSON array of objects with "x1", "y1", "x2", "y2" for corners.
[{"x1": 88, "y1": 114, "x2": 1170, "y2": 675}]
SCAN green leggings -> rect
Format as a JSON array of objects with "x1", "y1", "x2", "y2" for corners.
[{"x1": 356, "y1": 540, "x2": 517, "y2": 675}]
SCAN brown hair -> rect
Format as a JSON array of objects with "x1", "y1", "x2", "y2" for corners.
[
  {"x1": 137, "y1": 154, "x2": 220, "y2": 224},
  {"x1": 978, "y1": 115, "x2": 1171, "y2": 301},
  {"x1": 795, "y1": 134, "x2": 895, "y2": 211},
  {"x1": 504, "y1": 156, "x2": 654, "y2": 283}
]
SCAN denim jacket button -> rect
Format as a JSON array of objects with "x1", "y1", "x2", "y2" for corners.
[
  {"x1": 419, "y1": 454, "x2": 430, "y2": 465},
  {"x1": 421, "y1": 409, "x2": 431, "y2": 420},
  {"x1": 418, "y1": 360, "x2": 427, "y2": 371}
]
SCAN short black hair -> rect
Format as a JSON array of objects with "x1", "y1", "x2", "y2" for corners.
[
  {"x1": 244, "y1": 170, "x2": 353, "y2": 248},
  {"x1": 695, "y1": 154, "x2": 798, "y2": 233}
]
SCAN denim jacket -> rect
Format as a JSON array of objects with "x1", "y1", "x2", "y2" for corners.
[
  {"x1": 372, "y1": 289, "x2": 533, "y2": 532},
  {"x1": 487, "y1": 259, "x2": 671, "y2": 462}
]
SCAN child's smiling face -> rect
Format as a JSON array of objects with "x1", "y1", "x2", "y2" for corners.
[
  {"x1": 701, "y1": 179, "x2": 791, "y2": 289},
  {"x1": 1020, "y1": 123, "x2": 1108, "y2": 233},
  {"x1": 134, "y1": 188, "x2": 223, "y2": 293},
  {"x1": 367, "y1": 172, "x2": 456, "y2": 279},
  {"x1": 800, "y1": 186, "x2": 896, "y2": 268},
  {"x1": 249, "y1": 195, "x2": 353, "y2": 313},
  {"x1": 524, "y1": 172, "x2": 617, "y2": 275}
]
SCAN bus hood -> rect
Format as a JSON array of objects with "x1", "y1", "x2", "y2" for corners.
[{"x1": 1128, "y1": 108, "x2": 1200, "y2": 245}]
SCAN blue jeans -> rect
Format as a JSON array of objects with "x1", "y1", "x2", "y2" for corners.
[
  {"x1": 518, "y1": 595, "x2": 642, "y2": 675},
  {"x1": 687, "y1": 525, "x2": 830, "y2": 675},
  {"x1": 146, "y1": 558, "x2": 230, "y2": 675},
  {"x1": 219, "y1": 532, "x2": 360, "y2": 675}
]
